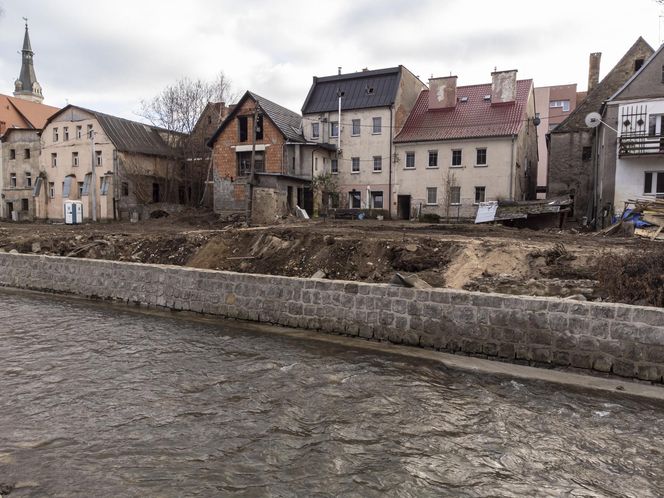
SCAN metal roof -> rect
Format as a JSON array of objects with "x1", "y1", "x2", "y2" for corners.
[
  {"x1": 394, "y1": 80, "x2": 532, "y2": 143},
  {"x1": 301, "y1": 67, "x2": 401, "y2": 114},
  {"x1": 44, "y1": 105, "x2": 174, "y2": 157}
]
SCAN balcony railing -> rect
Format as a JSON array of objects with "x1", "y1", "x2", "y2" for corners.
[{"x1": 619, "y1": 135, "x2": 664, "y2": 157}]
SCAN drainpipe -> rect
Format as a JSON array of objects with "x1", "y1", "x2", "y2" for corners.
[
  {"x1": 388, "y1": 105, "x2": 393, "y2": 218},
  {"x1": 509, "y1": 134, "x2": 516, "y2": 200}
]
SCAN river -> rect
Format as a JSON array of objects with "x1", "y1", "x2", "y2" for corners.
[{"x1": 0, "y1": 289, "x2": 662, "y2": 497}]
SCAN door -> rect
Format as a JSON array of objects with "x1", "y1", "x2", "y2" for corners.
[
  {"x1": 6, "y1": 202, "x2": 13, "y2": 220},
  {"x1": 397, "y1": 195, "x2": 411, "y2": 220}
]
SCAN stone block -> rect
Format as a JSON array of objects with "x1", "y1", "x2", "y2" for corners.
[
  {"x1": 398, "y1": 287, "x2": 416, "y2": 300},
  {"x1": 644, "y1": 345, "x2": 664, "y2": 364},
  {"x1": 592, "y1": 354, "x2": 613, "y2": 373},
  {"x1": 462, "y1": 339, "x2": 484, "y2": 354},
  {"x1": 636, "y1": 364, "x2": 663, "y2": 382},
  {"x1": 567, "y1": 303, "x2": 590, "y2": 316},
  {"x1": 422, "y1": 303, "x2": 442, "y2": 319},
  {"x1": 379, "y1": 311, "x2": 395, "y2": 326},
  {"x1": 577, "y1": 335, "x2": 599, "y2": 351},
  {"x1": 501, "y1": 328, "x2": 525, "y2": 344},
  {"x1": 344, "y1": 283, "x2": 359, "y2": 294},
  {"x1": 527, "y1": 329, "x2": 552, "y2": 346},
  {"x1": 395, "y1": 315, "x2": 409, "y2": 331},
  {"x1": 498, "y1": 343, "x2": 515, "y2": 359},
  {"x1": 631, "y1": 307, "x2": 664, "y2": 327},
  {"x1": 430, "y1": 291, "x2": 450, "y2": 304},
  {"x1": 489, "y1": 309, "x2": 511, "y2": 327},
  {"x1": 588, "y1": 320, "x2": 611, "y2": 340},
  {"x1": 551, "y1": 351, "x2": 571, "y2": 366},
  {"x1": 567, "y1": 316, "x2": 591, "y2": 335},
  {"x1": 590, "y1": 305, "x2": 616, "y2": 320},
  {"x1": 482, "y1": 342, "x2": 499, "y2": 356},
  {"x1": 452, "y1": 306, "x2": 477, "y2": 324},
  {"x1": 570, "y1": 353, "x2": 593, "y2": 370},
  {"x1": 612, "y1": 359, "x2": 636, "y2": 378},
  {"x1": 531, "y1": 347, "x2": 552, "y2": 364},
  {"x1": 553, "y1": 332, "x2": 577, "y2": 350}
]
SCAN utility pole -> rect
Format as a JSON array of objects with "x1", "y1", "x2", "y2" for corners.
[
  {"x1": 89, "y1": 129, "x2": 97, "y2": 222},
  {"x1": 245, "y1": 106, "x2": 260, "y2": 225}
]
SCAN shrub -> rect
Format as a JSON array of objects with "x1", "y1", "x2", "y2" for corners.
[
  {"x1": 419, "y1": 213, "x2": 441, "y2": 223},
  {"x1": 597, "y1": 249, "x2": 664, "y2": 307}
]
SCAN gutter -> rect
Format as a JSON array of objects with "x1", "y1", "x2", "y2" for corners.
[{"x1": 388, "y1": 105, "x2": 393, "y2": 218}]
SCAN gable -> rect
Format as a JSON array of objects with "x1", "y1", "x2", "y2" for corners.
[
  {"x1": 611, "y1": 45, "x2": 664, "y2": 101},
  {"x1": 553, "y1": 37, "x2": 654, "y2": 133}
]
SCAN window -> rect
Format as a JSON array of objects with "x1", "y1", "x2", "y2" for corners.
[
  {"x1": 72, "y1": 151, "x2": 79, "y2": 167},
  {"x1": 100, "y1": 176, "x2": 110, "y2": 195},
  {"x1": 371, "y1": 191, "x2": 384, "y2": 209},
  {"x1": 372, "y1": 117, "x2": 381, "y2": 134},
  {"x1": 405, "y1": 152, "x2": 415, "y2": 169},
  {"x1": 32, "y1": 177, "x2": 43, "y2": 197},
  {"x1": 582, "y1": 146, "x2": 592, "y2": 161},
  {"x1": 237, "y1": 151, "x2": 265, "y2": 176},
  {"x1": 349, "y1": 190, "x2": 361, "y2": 208},
  {"x1": 474, "y1": 186, "x2": 486, "y2": 204},
  {"x1": 208, "y1": 115, "x2": 213, "y2": 125},
  {"x1": 78, "y1": 181, "x2": 84, "y2": 198},
  {"x1": 25, "y1": 172, "x2": 32, "y2": 187},
  {"x1": 331, "y1": 158, "x2": 338, "y2": 174},
  {"x1": 330, "y1": 122, "x2": 339, "y2": 138},
  {"x1": 238, "y1": 116, "x2": 248, "y2": 142},
  {"x1": 48, "y1": 182, "x2": 55, "y2": 198},
  {"x1": 95, "y1": 150, "x2": 102, "y2": 166},
  {"x1": 255, "y1": 115, "x2": 263, "y2": 141},
  {"x1": 451, "y1": 149, "x2": 462, "y2": 167},
  {"x1": 51, "y1": 153, "x2": 57, "y2": 167},
  {"x1": 9, "y1": 149, "x2": 15, "y2": 160},
  {"x1": 352, "y1": 119, "x2": 361, "y2": 136},
  {"x1": 428, "y1": 150, "x2": 438, "y2": 168},
  {"x1": 21, "y1": 199, "x2": 28, "y2": 211},
  {"x1": 644, "y1": 171, "x2": 664, "y2": 195},
  {"x1": 87, "y1": 124, "x2": 93, "y2": 138},
  {"x1": 9, "y1": 173, "x2": 16, "y2": 188},
  {"x1": 76, "y1": 126, "x2": 82, "y2": 139},
  {"x1": 373, "y1": 156, "x2": 382, "y2": 172},
  {"x1": 450, "y1": 186, "x2": 461, "y2": 205},
  {"x1": 550, "y1": 100, "x2": 570, "y2": 112},
  {"x1": 634, "y1": 59, "x2": 645, "y2": 72},
  {"x1": 476, "y1": 148, "x2": 487, "y2": 166},
  {"x1": 53, "y1": 128, "x2": 59, "y2": 142},
  {"x1": 351, "y1": 157, "x2": 360, "y2": 173},
  {"x1": 63, "y1": 127, "x2": 69, "y2": 141},
  {"x1": 427, "y1": 187, "x2": 437, "y2": 205},
  {"x1": 121, "y1": 182, "x2": 129, "y2": 197},
  {"x1": 63, "y1": 176, "x2": 73, "y2": 199},
  {"x1": 311, "y1": 122, "x2": 320, "y2": 139},
  {"x1": 24, "y1": 149, "x2": 30, "y2": 159}
]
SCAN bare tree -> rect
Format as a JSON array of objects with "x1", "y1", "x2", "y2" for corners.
[
  {"x1": 137, "y1": 72, "x2": 236, "y2": 205},
  {"x1": 441, "y1": 170, "x2": 458, "y2": 222}
]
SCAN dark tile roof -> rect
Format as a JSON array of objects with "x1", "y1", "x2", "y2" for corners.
[
  {"x1": 208, "y1": 91, "x2": 305, "y2": 146},
  {"x1": 302, "y1": 67, "x2": 401, "y2": 114},
  {"x1": 394, "y1": 80, "x2": 532, "y2": 143},
  {"x1": 552, "y1": 37, "x2": 654, "y2": 134},
  {"x1": 248, "y1": 91, "x2": 304, "y2": 142}
]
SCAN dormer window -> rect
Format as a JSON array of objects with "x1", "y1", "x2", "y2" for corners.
[
  {"x1": 460, "y1": 96, "x2": 469, "y2": 103},
  {"x1": 483, "y1": 95, "x2": 491, "y2": 101}
]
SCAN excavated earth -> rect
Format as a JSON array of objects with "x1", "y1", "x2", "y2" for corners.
[{"x1": 0, "y1": 214, "x2": 657, "y2": 303}]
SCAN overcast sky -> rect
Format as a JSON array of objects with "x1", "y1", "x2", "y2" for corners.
[{"x1": 0, "y1": 0, "x2": 662, "y2": 120}]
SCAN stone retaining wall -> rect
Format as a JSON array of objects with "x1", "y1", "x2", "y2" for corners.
[{"x1": 1, "y1": 253, "x2": 663, "y2": 383}]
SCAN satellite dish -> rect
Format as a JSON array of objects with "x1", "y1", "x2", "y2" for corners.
[{"x1": 585, "y1": 112, "x2": 602, "y2": 128}]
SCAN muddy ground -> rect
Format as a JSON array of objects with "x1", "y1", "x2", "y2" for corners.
[{"x1": 0, "y1": 210, "x2": 658, "y2": 304}]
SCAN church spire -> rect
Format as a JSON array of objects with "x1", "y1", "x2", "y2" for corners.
[{"x1": 14, "y1": 19, "x2": 44, "y2": 103}]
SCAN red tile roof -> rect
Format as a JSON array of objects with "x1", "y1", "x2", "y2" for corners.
[
  {"x1": 0, "y1": 93, "x2": 59, "y2": 134},
  {"x1": 394, "y1": 80, "x2": 533, "y2": 143}
]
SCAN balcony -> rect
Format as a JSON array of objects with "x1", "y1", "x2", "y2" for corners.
[{"x1": 619, "y1": 135, "x2": 664, "y2": 157}]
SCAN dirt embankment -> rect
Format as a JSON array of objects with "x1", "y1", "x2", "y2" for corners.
[{"x1": 0, "y1": 218, "x2": 658, "y2": 305}]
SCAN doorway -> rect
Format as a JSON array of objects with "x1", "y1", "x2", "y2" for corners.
[{"x1": 397, "y1": 195, "x2": 411, "y2": 220}]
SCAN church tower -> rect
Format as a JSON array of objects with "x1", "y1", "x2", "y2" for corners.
[{"x1": 13, "y1": 20, "x2": 44, "y2": 103}]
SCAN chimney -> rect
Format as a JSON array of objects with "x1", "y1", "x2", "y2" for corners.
[
  {"x1": 428, "y1": 76, "x2": 458, "y2": 109},
  {"x1": 338, "y1": 66, "x2": 342, "y2": 75},
  {"x1": 588, "y1": 52, "x2": 601, "y2": 93},
  {"x1": 491, "y1": 69, "x2": 517, "y2": 104}
]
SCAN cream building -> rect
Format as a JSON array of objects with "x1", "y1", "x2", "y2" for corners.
[
  {"x1": 37, "y1": 105, "x2": 177, "y2": 221},
  {"x1": 301, "y1": 66, "x2": 426, "y2": 213},
  {"x1": 393, "y1": 70, "x2": 539, "y2": 219}
]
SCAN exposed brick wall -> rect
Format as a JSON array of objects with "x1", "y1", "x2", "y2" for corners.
[{"x1": 1, "y1": 252, "x2": 663, "y2": 383}]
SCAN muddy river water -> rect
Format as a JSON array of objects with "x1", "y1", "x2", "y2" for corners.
[{"x1": 0, "y1": 289, "x2": 663, "y2": 497}]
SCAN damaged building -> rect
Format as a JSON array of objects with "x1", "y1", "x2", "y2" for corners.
[
  {"x1": 37, "y1": 105, "x2": 180, "y2": 221},
  {"x1": 208, "y1": 91, "x2": 321, "y2": 223},
  {"x1": 547, "y1": 37, "x2": 654, "y2": 223}
]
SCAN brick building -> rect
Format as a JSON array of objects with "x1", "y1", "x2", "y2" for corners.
[
  {"x1": 547, "y1": 37, "x2": 654, "y2": 223},
  {"x1": 208, "y1": 91, "x2": 321, "y2": 222}
]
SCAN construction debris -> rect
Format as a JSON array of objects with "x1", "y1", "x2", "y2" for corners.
[{"x1": 475, "y1": 196, "x2": 572, "y2": 229}]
